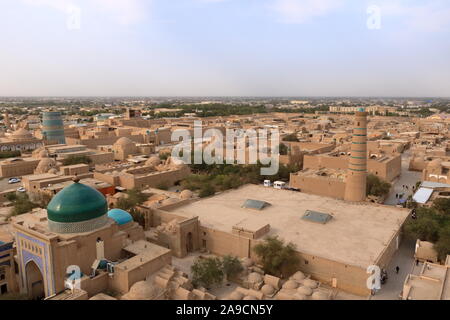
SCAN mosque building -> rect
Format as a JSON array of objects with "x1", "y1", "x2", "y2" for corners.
[{"x1": 11, "y1": 178, "x2": 175, "y2": 300}]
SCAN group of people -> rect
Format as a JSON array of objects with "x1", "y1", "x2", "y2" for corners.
[{"x1": 395, "y1": 184, "x2": 417, "y2": 205}]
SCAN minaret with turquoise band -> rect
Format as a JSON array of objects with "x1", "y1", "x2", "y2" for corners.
[{"x1": 344, "y1": 107, "x2": 368, "y2": 202}]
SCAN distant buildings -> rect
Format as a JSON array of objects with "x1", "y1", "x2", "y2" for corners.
[{"x1": 330, "y1": 105, "x2": 398, "y2": 115}]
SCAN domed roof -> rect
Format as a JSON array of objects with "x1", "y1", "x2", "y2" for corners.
[
  {"x1": 146, "y1": 156, "x2": 161, "y2": 167},
  {"x1": 243, "y1": 295, "x2": 257, "y2": 300},
  {"x1": 114, "y1": 137, "x2": 134, "y2": 147},
  {"x1": 261, "y1": 284, "x2": 275, "y2": 296},
  {"x1": 35, "y1": 158, "x2": 56, "y2": 174},
  {"x1": 311, "y1": 291, "x2": 329, "y2": 300},
  {"x1": 282, "y1": 280, "x2": 299, "y2": 290},
  {"x1": 297, "y1": 286, "x2": 313, "y2": 296},
  {"x1": 180, "y1": 190, "x2": 193, "y2": 200},
  {"x1": 248, "y1": 272, "x2": 263, "y2": 283},
  {"x1": 228, "y1": 291, "x2": 244, "y2": 300},
  {"x1": 108, "y1": 209, "x2": 133, "y2": 226},
  {"x1": 126, "y1": 281, "x2": 160, "y2": 300},
  {"x1": 292, "y1": 271, "x2": 305, "y2": 281},
  {"x1": 293, "y1": 293, "x2": 307, "y2": 300},
  {"x1": 47, "y1": 182, "x2": 108, "y2": 223},
  {"x1": 303, "y1": 279, "x2": 318, "y2": 289}
]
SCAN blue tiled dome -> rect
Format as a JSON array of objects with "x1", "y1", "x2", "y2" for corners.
[
  {"x1": 47, "y1": 182, "x2": 108, "y2": 223},
  {"x1": 107, "y1": 209, "x2": 133, "y2": 226}
]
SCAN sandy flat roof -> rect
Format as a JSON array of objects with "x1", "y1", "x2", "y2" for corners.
[
  {"x1": 117, "y1": 241, "x2": 170, "y2": 270},
  {"x1": 170, "y1": 184, "x2": 410, "y2": 268},
  {"x1": 406, "y1": 276, "x2": 443, "y2": 300}
]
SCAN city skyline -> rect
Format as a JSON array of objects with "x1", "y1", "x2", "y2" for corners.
[{"x1": 1, "y1": 0, "x2": 449, "y2": 97}]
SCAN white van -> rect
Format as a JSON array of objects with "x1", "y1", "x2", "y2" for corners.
[
  {"x1": 264, "y1": 180, "x2": 272, "y2": 187},
  {"x1": 273, "y1": 181, "x2": 287, "y2": 190}
]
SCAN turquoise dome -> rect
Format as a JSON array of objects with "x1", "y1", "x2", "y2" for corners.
[
  {"x1": 47, "y1": 182, "x2": 108, "y2": 223},
  {"x1": 108, "y1": 209, "x2": 133, "y2": 226}
]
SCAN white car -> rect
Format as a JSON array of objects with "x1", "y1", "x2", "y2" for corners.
[
  {"x1": 8, "y1": 178, "x2": 21, "y2": 184},
  {"x1": 16, "y1": 187, "x2": 26, "y2": 193}
]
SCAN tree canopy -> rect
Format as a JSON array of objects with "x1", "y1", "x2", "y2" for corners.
[
  {"x1": 404, "y1": 202, "x2": 450, "y2": 261},
  {"x1": 366, "y1": 174, "x2": 391, "y2": 197},
  {"x1": 191, "y1": 255, "x2": 243, "y2": 288},
  {"x1": 253, "y1": 236, "x2": 299, "y2": 278},
  {"x1": 191, "y1": 257, "x2": 224, "y2": 288},
  {"x1": 62, "y1": 155, "x2": 92, "y2": 166}
]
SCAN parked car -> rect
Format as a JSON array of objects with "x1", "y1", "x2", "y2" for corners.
[
  {"x1": 16, "y1": 187, "x2": 26, "y2": 193},
  {"x1": 8, "y1": 178, "x2": 21, "y2": 184}
]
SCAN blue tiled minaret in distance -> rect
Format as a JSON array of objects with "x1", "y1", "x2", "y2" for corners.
[{"x1": 42, "y1": 111, "x2": 66, "y2": 144}]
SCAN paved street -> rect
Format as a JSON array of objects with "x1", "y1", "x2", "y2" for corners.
[
  {"x1": 0, "y1": 177, "x2": 23, "y2": 193},
  {"x1": 369, "y1": 150, "x2": 423, "y2": 300},
  {"x1": 384, "y1": 150, "x2": 421, "y2": 206},
  {"x1": 370, "y1": 239, "x2": 421, "y2": 300}
]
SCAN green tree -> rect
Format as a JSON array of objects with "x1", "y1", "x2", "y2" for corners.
[
  {"x1": 433, "y1": 198, "x2": 450, "y2": 215},
  {"x1": 0, "y1": 151, "x2": 21, "y2": 159},
  {"x1": 221, "y1": 255, "x2": 243, "y2": 282},
  {"x1": 191, "y1": 257, "x2": 224, "y2": 288},
  {"x1": 253, "y1": 236, "x2": 299, "y2": 278},
  {"x1": 159, "y1": 152, "x2": 170, "y2": 161},
  {"x1": 404, "y1": 207, "x2": 441, "y2": 242},
  {"x1": 282, "y1": 133, "x2": 299, "y2": 142},
  {"x1": 199, "y1": 184, "x2": 215, "y2": 198},
  {"x1": 366, "y1": 174, "x2": 391, "y2": 197},
  {"x1": 62, "y1": 155, "x2": 92, "y2": 166},
  {"x1": 279, "y1": 143, "x2": 289, "y2": 156},
  {"x1": 9, "y1": 193, "x2": 39, "y2": 217},
  {"x1": 116, "y1": 189, "x2": 147, "y2": 211},
  {"x1": 434, "y1": 228, "x2": 450, "y2": 261}
]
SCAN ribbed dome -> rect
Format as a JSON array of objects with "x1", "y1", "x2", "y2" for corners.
[
  {"x1": 108, "y1": 209, "x2": 133, "y2": 226},
  {"x1": 47, "y1": 182, "x2": 108, "y2": 223}
]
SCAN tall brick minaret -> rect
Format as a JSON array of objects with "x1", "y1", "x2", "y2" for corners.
[{"x1": 344, "y1": 108, "x2": 368, "y2": 202}]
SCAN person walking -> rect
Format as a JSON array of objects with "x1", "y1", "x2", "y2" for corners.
[{"x1": 396, "y1": 266, "x2": 400, "y2": 274}]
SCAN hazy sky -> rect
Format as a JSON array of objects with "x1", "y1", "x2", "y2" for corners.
[{"x1": 0, "y1": 0, "x2": 449, "y2": 97}]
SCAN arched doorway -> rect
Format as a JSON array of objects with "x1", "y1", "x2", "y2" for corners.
[
  {"x1": 25, "y1": 261, "x2": 45, "y2": 300},
  {"x1": 186, "y1": 232, "x2": 193, "y2": 253}
]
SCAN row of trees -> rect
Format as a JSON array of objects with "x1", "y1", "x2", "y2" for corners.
[
  {"x1": 0, "y1": 151, "x2": 21, "y2": 159},
  {"x1": 181, "y1": 162, "x2": 300, "y2": 198},
  {"x1": 62, "y1": 155, "x2": 92, "y2": 166},
  {"x1": 404, "y1": 198, "x2": 450, "y2": 261},
  {"x1": 191, "y1": 236, "x2": 299, "y2": 288}
]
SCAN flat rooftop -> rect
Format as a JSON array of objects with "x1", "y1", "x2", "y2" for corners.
[
  {"x1": 169, "y1": 184, "x2": 410, "y2": 268},
  {"x1": 117, "y1": 241, "x2": 170, "y2": 271}
]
